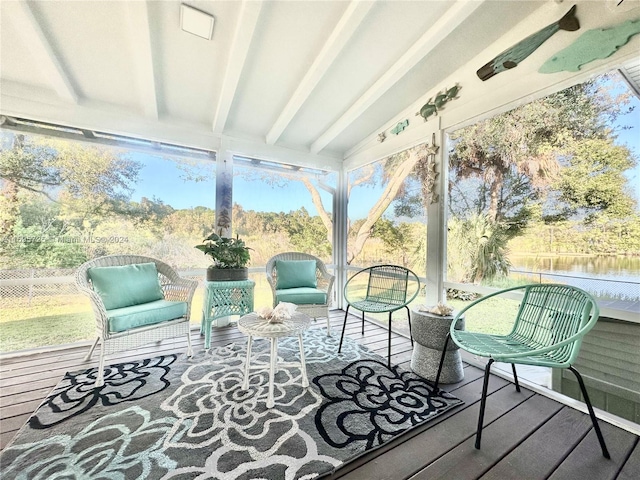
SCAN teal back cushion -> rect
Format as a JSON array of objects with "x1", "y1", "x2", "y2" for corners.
[
  {"x1": 88, "y1": 262, "x2": 164, "y2": 310},
  {"x1": 275, "y1": 260, "x2": 317, "y2": 289}
]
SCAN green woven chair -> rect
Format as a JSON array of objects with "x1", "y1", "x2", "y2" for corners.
[
  {"x1": 338, "y1": 265, "x2": 420, "y2": 366},
  {"x1": 434, "y1": 283, "x2": 609, "y2": 458}
]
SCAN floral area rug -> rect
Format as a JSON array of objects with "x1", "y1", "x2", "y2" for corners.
[{"x1": 0, "y1": 328, "x2": 462, "y2": 479}]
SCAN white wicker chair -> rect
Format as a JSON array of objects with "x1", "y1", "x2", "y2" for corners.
[
  {"x1": 76, "y1": 255, "x2": 197, "y2": 386},
  {"x1": 266, "y1": 252, "x2": 335, "y2": 335}
]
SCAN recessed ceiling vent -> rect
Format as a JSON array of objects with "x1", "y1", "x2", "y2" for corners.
[{"x1": 180, "y1": 4, "x2": 215, "y2": 40}]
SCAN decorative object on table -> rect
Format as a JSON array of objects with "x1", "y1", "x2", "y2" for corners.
[
  {"x1": 390, "y1": 119, "x2": 409, "y2": 135},
  {"x1": 0, "y1": 329, "x2": 462, "y2": 480},
  {"x1": 415, "y1": 84, "x2": 461, "y2": 121},
  {"x1": 377, "y1": 131, "x2": 386, "y2": 142},
  {"x1": 256, "y1": 301, "x2": 298, "y2": 323},
  {"x1": 339, "y1": 265, "x2": 420, "y2": 366},
  {"x1": 476, "y1": 4, "x2": 579, "y2": 81},
  {"x1": 432, "y1": 283, "x2": 609, "y2": 458},
  {"x1": 411, "y1": 307, "x2": 465, "y2": 384},
  {"x1": 419, "y1": 301, "x2": 454, "y2": 316},
  {"x1": 266, "y1": 252, "x2": 335, "y2": 335},
  {"x1": 75, "y1": 255, "x2": 197, "y2": 387},
  {"x1": 201, "y1": 279, "x2": 255, "y2": 347},
  {"x1": 195, "y1": 231, "x2": 251, "y2": 281},
  {"x1": 539, "y1": 17, "x2": 640, "y2": 74}
]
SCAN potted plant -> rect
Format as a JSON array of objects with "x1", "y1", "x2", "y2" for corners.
[{"x1": 195, "y1": 232, "x2": 251, "y2": 281}]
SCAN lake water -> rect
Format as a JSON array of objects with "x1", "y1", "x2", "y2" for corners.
[{"x1": 509, "y1": 255, "x2": 640, "y2": 301}]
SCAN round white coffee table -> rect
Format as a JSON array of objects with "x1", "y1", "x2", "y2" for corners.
[{"x1": 237, "y1": 311, "x2": 311, "y2": 408}]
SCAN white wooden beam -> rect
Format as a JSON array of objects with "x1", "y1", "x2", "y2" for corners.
[
  {"x1": 7, "y1": 0, "x2": 78, "y2": 104},
  {"x1": 125, "y1": 1, "x2": 158, "y2": 120},
  {"x1": 212, "y1": 0, "x2": 264, "y2": 134},
  {"x1": 265, "y1": 1, "x2": 374, "y2": 145},
  {"x1": 310, "y1": 0, "x2": 484, "y2": 155}
]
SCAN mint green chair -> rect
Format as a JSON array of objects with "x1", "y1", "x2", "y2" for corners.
[
  {"x1": 266, "y1": 252, "x2": 335, "y2": 335},
  {"x1": 76, "y1": 255, "x2": 197, "y2": 387},
  {"x1": 339, "y1": 265, "x2": 420, "y2": 366},
  {"x1": 434, "y1": 283, "x2": 609, "y2": 458}
]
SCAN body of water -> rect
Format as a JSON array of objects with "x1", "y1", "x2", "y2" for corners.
[{"x1": 509, "y1": 255, "x2": 640, "y2": 301}]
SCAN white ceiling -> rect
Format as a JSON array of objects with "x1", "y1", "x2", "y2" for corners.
[{"x1": 1, "y1": 0, "x2": 639, "y2": 169}]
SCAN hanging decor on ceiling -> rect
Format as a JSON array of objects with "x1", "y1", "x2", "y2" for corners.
[
  {"x1": 539, "y1": 17, "x2": 640, "y2": 73},
  {"x1": 377, "y1": 132, "x2": 387, "y2": 143},
  {"x1": 476, "y1": 4, "x2": 580, "y2": 81},
  {"x1": 390, "y1": 119, "x2": 409, "y2": 135},
  {"x1": 415, "y1": 84, "x2": 461, "y2": 122}
]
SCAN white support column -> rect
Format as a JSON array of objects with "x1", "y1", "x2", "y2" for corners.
[
  {"x1": 215, "y1": 144, "x2": 233, "y2": 237},
  {"x1": 334, "y1": 167, "x2": 349, "y2": 310},
  {"x1": 425, "y1": 128, "x2": 448, "y2": 305}
]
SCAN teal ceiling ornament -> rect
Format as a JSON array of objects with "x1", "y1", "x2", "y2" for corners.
[
  {"x1": 391, "y1": 119, "x2": 409, "y2": 135},
  {"x1": 477, "y1": 5, "x2": 579, "y2": 81},
  {"x1": 539, "y1": 18, "x2": 640, "y2": 73},
  {"x1": 415, "y1": 84, "x2": 461, "y2": 122}
]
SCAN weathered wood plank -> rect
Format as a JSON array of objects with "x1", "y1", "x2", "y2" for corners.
[
  {"x1": 478, "y1": 406, "x2": 592, "y2": 480},
  {"x1": 410, "y1": 394, "x2": 563, "y2": 479},
  {"x1": 618, "y1": 438, "x2": 640, "y2": 480},
  {"x1": 547, "y1": 420, "x2": 637, "y2": 480}
]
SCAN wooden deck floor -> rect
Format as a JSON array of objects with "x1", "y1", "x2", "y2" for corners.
[{"x1": 1, "y1": 310, "x2": 639, "y2": 479}]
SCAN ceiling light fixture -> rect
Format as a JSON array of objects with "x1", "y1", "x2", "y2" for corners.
[{"x1": 180, "y1": 4, "x2": 215, "y2": 40}]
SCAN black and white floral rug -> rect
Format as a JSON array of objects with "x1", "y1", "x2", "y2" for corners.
[{"x1": 0, "y1": 328, "x2": 462, "y2": 479}]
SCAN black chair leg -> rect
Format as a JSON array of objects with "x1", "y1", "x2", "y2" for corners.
[
  {"x1": 338, "y1": 306, "x2": 350, "y2": 353},
  {"x1": 476, "y1": 358, "x2": 494, "y2": 450},
  {"x1": 387, "y1": 312, "x2": 392, "y2": 367},
  {"x1": 362, "y1": 311, "x2": 365, "y2": 335},
  {"x1": 405, "y1": 305, "x2": 413, "y2": 347},
  {"x1": 433, "y1": 333, "x2": 451, "y2": 391},
  {"x1": 569, "y1": 366, "x2": 610, "y2": 459},
  {"x1": 511, "y1": 363, "x2": 521, "y2": 392}
]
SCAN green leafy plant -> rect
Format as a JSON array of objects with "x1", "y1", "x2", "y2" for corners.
[{"x1": 195, "y1": 232, "x2": 251, "y2": 269}]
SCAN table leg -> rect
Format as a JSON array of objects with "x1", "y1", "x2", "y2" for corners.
[
  {"x1": 242, "y1": 335, "x2": 252, "y2": 390},
  {"x1": 298, "y1": 334, "x2": 309, "y2": 388},
  {"x1": 267, "y1": 337, "x2": 277, "y2": 408}
]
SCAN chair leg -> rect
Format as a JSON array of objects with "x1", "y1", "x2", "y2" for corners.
[
  {"x1": 338, "y1": 306, "x2": 350, "y2": 353},
  {"x1": 325, "y1": 307, "x2": 331, "y2": 336},
  {"x1": 387, "y1": 312, "x2": 392, "y2": 367},
  {"x1": 362, "y1": 311, "x2": 365, "y2": 335},
  {"x1": 405, "y1": 305, "x2": 413, "y2": 347},
  {"x1": 569, "y1": 366, "x2": 610, "y2": 459},
  {"x1": 433, "y1": 333, "x2": 451, "y2": 391},
  {"x1": 85, "y1": 337, "x2": 99, "y2": 361},
  {"x1": 186, "y1": 330, "x2": 193, "y2": 358},
  {"x1": 511, "y1": 363, "x2": 520, "y2": 392},
  {"x1": 95, "y1": 342, "x2": 106, "y2": 388},
  {"x1": 475, "y1": 358, "x2": 494, "y2": 450}
]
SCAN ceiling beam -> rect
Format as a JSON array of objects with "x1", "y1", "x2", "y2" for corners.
[
  {"x1": 265, "y1": 0, "x2": 374, "y2": 145},
  {"x1": 310, "y1": 0, "x2": 485, "y2": 155},
  {"x1": 7, "y1": 0, "x2": 78, "y2": 104},
  {"x1": 125, "y1": 1, "x2": 158, "y2": 120},
  {"x1": 212, "y1": 0, "x2": 264, "y2": 134}
]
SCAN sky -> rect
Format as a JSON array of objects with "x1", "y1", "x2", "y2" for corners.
[{"x1": 129, "y1": 76, "x2": 640, "y2": 219}]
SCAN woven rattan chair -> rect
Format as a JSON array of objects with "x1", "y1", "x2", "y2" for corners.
[
  {"x1": 339, "y1": 265, "x2": 420, "y2": 366},
  {"x1": 266, "y1": 252, "x2": 335, "y2": 335},
  {"x1": 434, "y1": 283, "x2": 609, "y2": 458},
  {"x1": 76, "y1": 255, "x2": 197, "y2": 387}
]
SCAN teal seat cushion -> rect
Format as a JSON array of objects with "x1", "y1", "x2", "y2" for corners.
[
  {"x1": 275, "y1": 260, "x2": 317, "y2": 289},
  {"x1": 88, "y1": 262, "x2": 164, "y2": 310},
  {"x1": 276, "y1": 287, "x2": 326, "y2": 305},
  {"x1": 107, "y1": 300, "x2": 187, "y2": 333}
]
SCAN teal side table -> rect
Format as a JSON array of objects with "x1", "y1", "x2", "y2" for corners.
[{"x1": 201, "y1": 280, "x2": 255, "y2": 348}]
